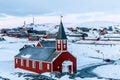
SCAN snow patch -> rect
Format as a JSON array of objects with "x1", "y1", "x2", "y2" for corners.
[
  {"x1": 93, "y1": 64, "x2": 120, "y2": 79},
  {"x1": 21, "y1": 54, "x2": 31, "y2": 58}
]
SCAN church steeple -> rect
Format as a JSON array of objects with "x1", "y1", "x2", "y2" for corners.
[
  {"x1": 56, "y1": 16, "x2": 67, "y2": 51},
  {"x1": 57, "y1": 20, "x2": 67, "y2": 39}
]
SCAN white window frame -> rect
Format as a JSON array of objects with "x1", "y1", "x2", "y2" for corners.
[
  {"x1": 64, "y1": 45, "x2": 66, "y2": 48},
  {"x1": 57, "y1": 40, "x2": 60, "y2": 44},
  {"x1": 47, "y1": 64, "x2": 50, "y2": 70},
  {"x1": 39, "y1": 62, "x2": 42, "y2": 70},
  {"x1": 16, "y1": 59, "x2": 18, "y2": 64},
  {"x1": 63, "y1": 40, "x2": 66, "y2": 44},
  {"x1": 58, "y1": 45, "x2": 60, "y2": 48},
  {"x1": 26, "y1": 60, "x2": 29, "y2": 67},
  {"x1": 21, "y1": 59, "x2": 23, "y2": 66},
  {"x1": 32, "y1": 61, "x2": 36, "y2": 68}
]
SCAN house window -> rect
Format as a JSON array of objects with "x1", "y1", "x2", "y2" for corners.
[
  {"x1": 57, "y1": 40, "x2": 60, "y2": 44},
  {"x1": 47, "y1": 64, "x2": 50, "y2": 70},
  {"x1": 21, "y1": 59, "x2": 23, "y2": 66},
  {"x1": 64, "y1": 45, "x2": 66, "y2": 48},
  {"x1": 26, "y1": 60, "x2": 29, "y2": 67},
  {"x1": 39, "y1": 62, "x2": 42, "y2": 70},
  {"x1": 63, "y1": 40, "x2": 66, "y2": 44},
  {"x1": 58, "y1": 45, "x2": 60, "y2": 48},
  {"x1": 16, "y1": 59, "x2": 18, "y2": 64},
  {"x1": 32, "y1": 61, "x2": 36, "y2": 68}
]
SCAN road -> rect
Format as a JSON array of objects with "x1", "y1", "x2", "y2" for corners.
[{"x1": 77, "y1": 62, "x2": 113, "y2": 79}]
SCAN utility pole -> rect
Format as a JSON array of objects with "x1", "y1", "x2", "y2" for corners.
[{"x1": 23, "y1": 21, "x2": 26, "y2": 27}]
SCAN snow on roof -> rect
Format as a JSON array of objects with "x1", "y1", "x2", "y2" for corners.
[
  {"x1": 15, "y1": 47, "x2": 57, "y2": 62},
  {"x1": 21, "y1": 54, "x2": 31, "y2": 58}
]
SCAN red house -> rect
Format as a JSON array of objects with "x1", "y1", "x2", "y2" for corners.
[{"x1": 14, "y1": 20, "x2": 77, "y2": 74}]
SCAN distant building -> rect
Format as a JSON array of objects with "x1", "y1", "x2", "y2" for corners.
[
  {"x1": 14, "y1": 19, "x2": 77, "y2": 74},
  {"x1": 28, "y1": 35, "x2": 39, "y2": 41},
  {"x1": 76, "y1": 27, "x2": 90, "y2": 32}
]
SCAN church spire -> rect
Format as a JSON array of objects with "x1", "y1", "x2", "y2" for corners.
[
  {"x1": 56, "y1": 16, "x2": 67, "y2": 51},
  {"x1": 57, "y1": 16, "x2": 67, "y2": 39}
]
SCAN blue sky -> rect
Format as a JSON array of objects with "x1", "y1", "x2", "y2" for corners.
[
  {"x1": 0, "y1": 0, "x2": 120, "y2": 28},
  {"x1": 0, "y1": 0, "x2": 119, "y2": 16}
]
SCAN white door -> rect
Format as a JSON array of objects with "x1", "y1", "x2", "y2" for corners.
[{"x1": 62, "y1": 60, "x2": 73, "y2": 73}]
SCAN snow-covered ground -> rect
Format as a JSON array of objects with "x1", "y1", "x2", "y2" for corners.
[
  {"x1": 0, "y1": 36, "x2": 120, "y2": 80},
  {"x1": 93, "y1": 64, "x2": 120, "y2": 79}
]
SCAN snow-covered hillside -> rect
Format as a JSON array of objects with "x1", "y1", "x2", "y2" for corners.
[
  {"x1": 24, "y1": 23, "x2": 71, "y2": 34},
  {"x1": 78, "y1": 21, "x2": 120, "y2": 28}
]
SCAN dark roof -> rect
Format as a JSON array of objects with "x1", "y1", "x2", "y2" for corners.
[
  {"x1": 15, "y1": 47, "x2": 59, "y2": 62},
  {"x1": 40, "y1": 40, "x2": 56, "y2": 48},
  {"x1": 47, "y1": 51, "x2": 60, "y2": 62},
  {"x1": 57, "y1": 21, "x2": 67, "y2": 39}
]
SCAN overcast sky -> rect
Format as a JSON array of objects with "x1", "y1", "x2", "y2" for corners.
[{"x1": 0, "y1": 0, "x2": 120, "y2": 28}]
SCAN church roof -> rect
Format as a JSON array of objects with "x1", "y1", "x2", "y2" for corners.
[
  {"x1": 56, "y1": 21, "x2": 67, "y2": 39},
  {"x1": 40, "y1": 40, "x2": 56, "y2": 48},
  {"x1": 15, "y1": 47, "x2": 58, "y2": 62}
]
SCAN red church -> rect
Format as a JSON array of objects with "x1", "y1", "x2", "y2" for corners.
[{"x1": 14, "y1": 19, "x2": 77, "y2": 74}]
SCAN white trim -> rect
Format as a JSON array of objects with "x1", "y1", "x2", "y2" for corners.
[
  {"x1": 61, "y1": 40, "x2": 67, "y2": 51},
  {"x1": 57, "y1": 40, "x2": 60, "y2": 44},
  {"x1": 64, "y1": 44, "x2": 66, "y2": 49},
  {"x1": 58, "y1": 45, "x2": 60, "y2": 48},
  {"x1": 63, "y1": 40, "x2": 66, "y2": 44},
  {"x1": 51, "y1": 51, "x2": 62, "y2": 62},
  {"x1": 26, "y1": 60, "x2": 29, "y2": 67},
  {"x1": 47, "y1": 64, "x2": 50, "y2": 70},
  {"x1": 16, "y1": 59, "x2": 18, "y2": 64},
  {"x1": 21, "y1": 59, "x2": 23, "y2": 66},
  {"x1": 64, "y1": 40, "x2": 67, "y2": 50},
  {"x1": 32, "y1": 61, "x2": 36, "y2": 68}
]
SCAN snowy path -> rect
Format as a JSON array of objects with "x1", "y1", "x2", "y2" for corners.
[{"x1": 77, "y1": 62, "x2": 114, "y2": 79}]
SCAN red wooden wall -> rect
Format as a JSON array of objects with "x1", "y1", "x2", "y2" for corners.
[
  {"x1": 53, "y1": 52, "x2": 76, "y2": 73},
  {"x1": 15, "y1": 58, "x2": 52, "y2": 74}
]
